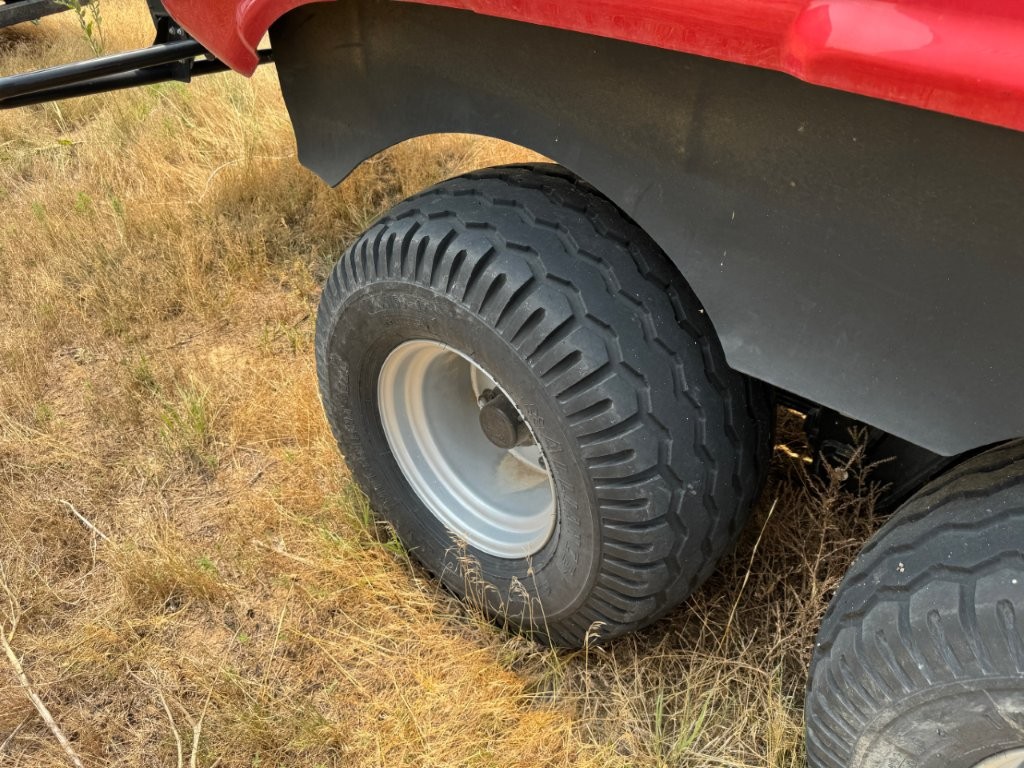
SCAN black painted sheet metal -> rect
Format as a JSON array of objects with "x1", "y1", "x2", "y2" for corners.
[{"x1": 271, "y1": 0, "x2": 1024, "y2": 456}]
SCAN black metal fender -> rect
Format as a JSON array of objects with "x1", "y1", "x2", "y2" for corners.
[{"x1": 271, "y1": 0, "x2": 1024, "y2": 456}]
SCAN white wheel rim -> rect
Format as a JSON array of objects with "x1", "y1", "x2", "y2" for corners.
[
  {"x1": 974, "y1": 749, "x2": 1024, "y2": 768},
  {"x1": 377, "y1": 340, "x2": 556, "y2": 558}
]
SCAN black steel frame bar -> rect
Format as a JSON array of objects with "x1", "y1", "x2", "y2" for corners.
[
  {"x1": 0, "y1": 50, "x2": 273, "y2": 109},
  {"x1": 0, "y1": 0, "x2": 90, "y2": 29},
  {"x1": 0, "y1": 39, "x2": 206, "y2": 102}
]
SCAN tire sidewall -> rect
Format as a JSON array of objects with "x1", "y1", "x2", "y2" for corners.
[
  {"x1": 852, "y1": 679, "x2": 1024, "y2": 768},
  {"x1": 806, "y1": 441, "x2": 1024, "y2": 768},
  {"x1": 319, "y1": 281, "x2": 601, "y2": 628}
]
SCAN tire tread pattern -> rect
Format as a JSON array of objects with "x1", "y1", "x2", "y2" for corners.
[
  {"x1": 316, "y1": 164, "x2": 772, "y2": 645},
  {"x1": 806, "y1": 439, "x2": 1024, "y2": 767}
]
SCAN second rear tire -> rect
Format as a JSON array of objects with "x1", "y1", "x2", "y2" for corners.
[{"x1": 806, "y1": 440, "x2": 1024, "y2": 768}]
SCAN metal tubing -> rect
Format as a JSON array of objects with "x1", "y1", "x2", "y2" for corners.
[
  {"x1": 0, "y1": 39, "x2": 206, "y2": 101},
  {"x1": 0, "y1": 50, "x2": 273, "y2": 109},
  {"x1": 0, "y1": 0, "x2": 90, "y2": 29}
]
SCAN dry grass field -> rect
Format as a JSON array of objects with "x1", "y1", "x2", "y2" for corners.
[{"x1": 1, "y1": 4, "x2": 886, "y2": 766}]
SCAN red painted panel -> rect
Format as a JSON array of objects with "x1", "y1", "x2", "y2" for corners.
[
  {"x1": 160, "y1": 0, "x2": 334, "y2": 76},
  {"x1": 161, "y1": 0, "x2": 1024, "y2": 132}
]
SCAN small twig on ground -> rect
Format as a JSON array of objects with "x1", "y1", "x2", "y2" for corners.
[
  {"x1": 159, "y1": 318, "x2": 233, "y2": 351},
  {"x1": 720, "y1": 497, "x2": 779, "y2": 645},
  {"x1": 260, "y1": 585, "x2": 293, "y2": 701},
  {"x1": 131, "y1": 670, "x2": 200, "y2": 767},
  {"x1": 58, "y1": 500, "x2": 109, "y2": 542},
  {"x1": 0, "y1": 564, "x2": 18, "y2": 624},
  {"x1": 189, "y1": 706, "x2": 205, "y2": 768},
  {"x1": 0, "y1": 715, "x2": 31, "y2": 756},
  {"x1": 0, "y1": 628, "x2": 85, "y2": 768},
  {"x1": 154, "y1": 685, "x2": 184, "y2": 768},
  {"x1": 173, "y1": 687, "x2": 212, "y2": 768},
  {"x1": 252, "y1": 539, "x2": 318, "y2": 568}
]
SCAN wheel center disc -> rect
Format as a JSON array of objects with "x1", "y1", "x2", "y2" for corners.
[
  {"x1": 973, "y1": 749, "x2": 1024, "y2": 768},
  {"x1": 377, "y1": 340, "x2": 556, "y2": 559}
]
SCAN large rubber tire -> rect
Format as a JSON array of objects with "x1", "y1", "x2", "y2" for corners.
[
  {"x1": 806, "y1": 439, "x2": 1024, "y2": 768},
  {"x1": 315, "y1": 164, "x2": 771, "y2": 647}
]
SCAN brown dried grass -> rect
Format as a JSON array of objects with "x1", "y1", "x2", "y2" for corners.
[{"x1": 0, "y1": 4, "x2": 885, "y2": 766}]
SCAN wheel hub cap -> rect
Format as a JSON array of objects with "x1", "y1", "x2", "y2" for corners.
[
  {"x1": 478, "y1": 389, "x2": 533, "y2": 450},
  {"x1": 377, "y1": 340, "x2": 556, "y2": 559}
]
